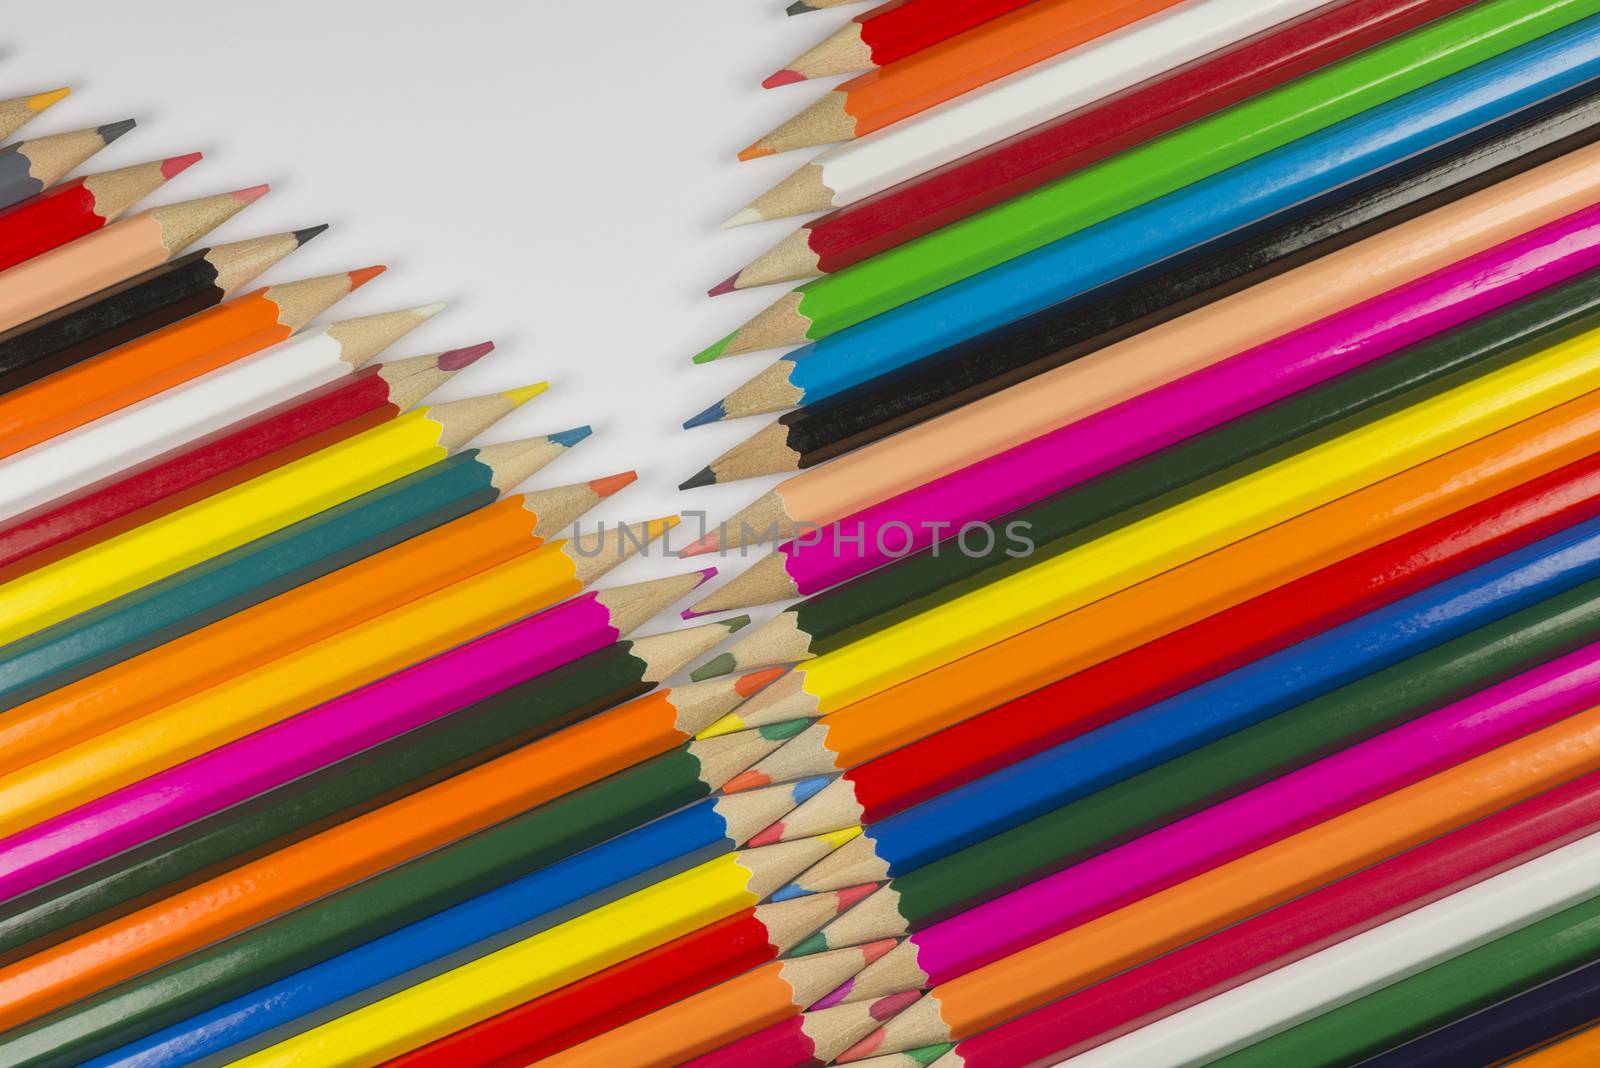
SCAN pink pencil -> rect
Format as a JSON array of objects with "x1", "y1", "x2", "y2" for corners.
[
  {"x1": 702, "y1": 200, "x2": 1600, "y2": 607},
  {"x1": 854, "y1": 635, "x2": 1600, "y2": 996},
  {"x1": 0, "y1": 571, "x2": 715, "y2": 900}
]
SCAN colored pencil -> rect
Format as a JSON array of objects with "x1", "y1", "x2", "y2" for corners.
[
  {"x1": 0, "y1": 549, "x2": 694, "y2": 1033},
  {"x1": 679, "y1": 993, "x2": 924, "y2": 1068},
  {"x1": 694, "y1": 327, "x2": 1600, "y2": 751},
  {"x1": 1099, "y1": 850, "x2": 1600, "y2": 1068},
  {"x1": 703, "y1": 0, "x2": 1586, "y2": 359},
  {"x1": 0, "y1": 343, "x2": 501, "y2": 583},
  {"x1": 0, "y1": 226, "x2": 325, "y2": 399},
  {"x1": 0, "y1": 450, "x2": 603, "y2": 774},
  {"x1": 0, "y1": 153, "x2": 200, "y2": 272},
  {"x1": 832, "y1": 705, "x2": 1600, "y2": 1057},
  {"x1": 699, "y1": 389, "x2": 1600, "y2": 774},
  {"x1": 0, "y1": 384, "x2": 531, "y2": 648},
  {"x1": 1358, "y1": 956, "x2": 1600, "y2": 1066},
  {"x1": 0, "y1": 88, "x2": 69, "y2": 143},
  {"x1": 700, "y1": 267, "x2": 1600, "y2": 682},
  {"x1": 1483, "y1": 1021, "x2": 1600, "y2": 1063},
  {"x1": 818, "y1": 618, "x2": 1600, "y2": 988},
  {"x1": 699, "y1": 136, "x2": 1600, "y2": 553},
  {"x1": 219, "y1": 831, "x2": 864, "y2": 1068},
  {"x1": 0, "y1": 186, "x2": 265, "y2": 335},
  {"x1": 789, "y1": 0, "x2": 872, "y2": 12},
  {"x1": 0, "y1": 628, "x2": 762, "y2": 1068},
  {"x1": 732, "y1": 0, "x2": 1477, "y2": 267},
  {"x1": 1, "y1": 296, "x2": 438, "y2": 523},
  {"x1": 774, "y1": 529, "x2": 1600, "y2": 901},
  {"x1": 865, "y1": 776, "x2": 1600, "y2": 1068},
  {"x1": 390, "y1": 888, "x2": 879, "y2": 1068},
  {"x1": 0, "y1": 566, "x2": 716, "y2": 900},
  {"x1": 766, "y1": 0, "x2": 1039, "y2": 84},
  {"x1": 697, "y1": 88, "x2": 1600, "y2": 497},
  {"x1": 0, "y1": 122, "x2": 133, "y2": 213},
  {"x1": 0, "y1": 624, "x2": 744, "y2": 975},
  {"x1": 692, "y1": 200, "x2": 1600, "y2": 611},
  {"x1": 744, "y1": 0, "x2": 1191, "y2": 156},
  {"x1": 74, "y1": 813, "x2": 853, "y2": 1068},
  {"x1": 760, "y1": 565, "x2": 1600, "y2": 910},
  {"x1": 0, "y1": 266, "x2": 380, "y2": 462}
]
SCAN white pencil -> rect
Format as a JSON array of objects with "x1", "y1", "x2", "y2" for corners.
[
  {"x1": 728, "y1": 0, "x2": 1325, "y2": 225},
  {"x1": 1058, "y1": 830, "x2": 1600, "y2": 1067},
  {"x1": 0, "y1": 306, "x2": 443, "y2": 521}
]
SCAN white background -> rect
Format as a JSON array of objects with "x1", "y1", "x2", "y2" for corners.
[{"x1": 1, "y1": 0, "x2": 867, "y2": 634}]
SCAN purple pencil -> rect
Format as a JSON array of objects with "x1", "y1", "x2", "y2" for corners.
[
  {"x1": 690, "y1": 198, "x2": 1600, "y2": 615},
  {"x1": 0, "y1": 569, "x2": 724, "y2": 901}
]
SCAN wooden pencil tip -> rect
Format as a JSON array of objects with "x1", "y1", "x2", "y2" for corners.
[
  {"x1": 162, "y1": 151, "x2": 203, "y2": 178},
  {"x1": 739, "y1": 142, "x2": 777, "y2": 162},
  {"x1": 736, "y1": 665, "x2": 789, "y2": 697},
  {"x1": 292, "y1": 223, "x2": 330, "y2": 246},
  {"x1": 29, "y1": 87, "x2": 70, "y2": 112},
  {"x1": 708, "y1": 273, "x2": 741, "y2": 298},
  {"x1": 590, "y1": 470, "x2": 638, "y2": 498},
  {"x1": 692, "y1": 653, "x2": 737, "y2": 682},
  {"x1": 231, "y1": 183, "x2": 271, "y2": 205},
  {"x1": 747, "y1": 822, "x2": 785, "y2": 848},
  {"x1": 694, "y1": 335, "x2": 735, "y2": 364},
  {"x1": 436, "y1": 341, "x2": 493, "y2": 371},
  {"x1": 503, "y1": 381, "x2": 549, "y2": 406},
  {"x1": 678, "y1": 529, "x2": 722, "y2": 558},
  {"x1": 786, "y1": 0, "x2": 817, "y2": 13},
  {"x1": 548, "y1": 425, "x2": 593, "y2": 447},
  {"x1": 97, "y1": 118, "x2": 137, "y2": 143},
  {"x1": 763, "y1": 69, "x2": 806, "y2": 89},
  {"x1": 724, "y1": 766, "x2": 773, "y2": 793},
  {"x1": 348, "y1": 265, "x2": 387, "y2": 289}
]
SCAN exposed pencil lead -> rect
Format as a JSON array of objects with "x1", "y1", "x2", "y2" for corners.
[
  {"x1": 708, "y1": 272, "x2": 741, "y2": 297},
  {"x1": 291, "y1": 223, "x2": 330, "y2": 246},
  {"x1": 96, "y1": 118, "x2": 137, "y2": 143},
  {"x1": 437, "y1": 341, "x2": 494, "y2": 371},
  {"x1": 692, "y1": 652, "x2": 737, "y2": 682},
  {"x1": 591, "y1": 471, "x2": 638, "y2": 498},
  {"x1": 348, "y1": 265, "x2": 387, "y2": 289},
  {"x1": 162, "y1": 151, "x2": 204, "y2": 178},
  {"x1": 230, "y1": 183, "x2": 271, "y2": 205},
  {"x1": 683, "y1": 400, "x2": 727, "y2": 430},
  {"x1": 723, "y1": 207, "x2": 765, "y2": 230},
  {"x1": 679, "y1": 466, "x2": 717, "y2": 491},
  {"x1": 694, "y1": 335, "x2": 734, "y2": 364},
  {"x1": 764, "y1": 68, "x2": 807, "y2": 89},
  {"x1": 548, "y1": 425, "x2": 593, "y2": 448}
]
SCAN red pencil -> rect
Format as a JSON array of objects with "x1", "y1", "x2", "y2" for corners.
[
  {"x1": 0, "y1": 154, "x2": 201, "y2": 273},
  {"x1": 937, "y1": 766, "x2": 1600, "y2": 1067},
  {"x1": 688, "y1": 992, "x2": 923, "y2": 1068},
  {"x1": 742, "y1": 448, "x2": 1600, "y2": 835},
  {"x1": 0, "y1": 344, "x2": 492, "y2": 582},
  {"x1": 726, "y1": 0, "x2": 1476, "y2": 290},
  {"x1": 383, "y1": 889, "x2": 875, "y2": 1068},
  {"x1": 766, "y1": 0, "x2": 1040, "y2": 86}
]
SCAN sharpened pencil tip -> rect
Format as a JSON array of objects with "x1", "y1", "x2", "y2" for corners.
[
  {"x1": 683, "y1": 400, "x2": 727, "y2": 430},
  {"x1": 692, "y1": 567, "x2": 721, "y2": 588},
  {"x1": 723, "y1": 206, "x2": 765, "y2": 230},
  {"x1": 28, "y1": 88, "x2": 70, "y2": 112},
  {"x1": 707, "y1": 273, "x2": 741, "y2": 298},
  {"x1": 437, "y1": 341, "x2": 494, "y2": 371},
  {"x1": 590, "y1": 471, "x2": 637, "y2": 498},
  {"x1": 763, "y1": 68, "x2": 807, "y2": 89},
  {"x1": 739, "y1": 142, "x2": 776, "y2": 162},
  {"x1": 691, "y1": 653, "x2": 737, "y2": 682},
  {"x1": 698, "y1": 712, "x2": 749, "y2": 741},
  {"x1": 693, "y1": 336, "x2": 733, "y2": 364},
  {"x1": 735, "y1": 666, "x2": 787, "y2": 696},
  {"x1": 348, "y1": 265, "x2": 387, "y2": 289},
  {"x1": 679, "y1": 466, "x2": 717, "y2": 491},
  {"x1": 678, "y1": 530, "x2": 721, "y2": 558},
  {"x1": 747, "y1": 822, "x2": 785, "y2": 848},
  {"x1": 547, "y1": 424, "x2": 593, "y2": 448},
  {"x1": 837, "y1": 883, "x2": 879, "y2": 911},
  {"x1": 96, "y1": 118, "x2": 136, "y2": 143},
  {"x1": 413, "y1": 300, "x2": 448, "y2": 319},
  {"x1": 503, "y1": 382, "x2": 549, "y2": 406},
  {"x1": 786, "y1": 0, "x2": 817, "y2": 13},
  {"x1": 161, "y1": 151, "x2": 203, "y2": 178},
  {"x1": 231, "y1": 183, "x2": 271, "y2": 205},
  {"x1": 291, "y1": 223, "x2": 329, "y2": 247},
  {"x1": 723, "y1": 766, "x2": 771, "y2": 792},
  {"x1": 791, "y1": 931, "x2": 827, "y2": 956},
  {"x1": 720, "y1": 613, "x2": 751, "y2": 632},
  {"x1": 770, "y1": 883, "x2": 813, "y2": 902}
]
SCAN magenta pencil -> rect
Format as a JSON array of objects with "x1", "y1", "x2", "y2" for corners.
[
  {"x1": 0, "y1": 573, "x2": 709, "y2": 900},
  {"x1": 696, "y1": 199, "x2": 1600, "y2": 610},
  {"x1": 833, "y1": 636, "x2": 1600, "y2": 1001}
]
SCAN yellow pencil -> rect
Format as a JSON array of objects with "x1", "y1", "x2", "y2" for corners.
[
  {"x1": 0, "y1": 87, "x2": 69, "y2": 143},
  {"x1": 705, "y1": 320, "x2": 1600, "y2": 733},
  {"x1": 229, "y1": 829, "x2": 862, "y2": 1068},
  {"x1": 0, "y1": 519, "x2": 680, "y2": 837},
  {"x1": 0, "y1": 385, "x2": 544, "y2": 645}
]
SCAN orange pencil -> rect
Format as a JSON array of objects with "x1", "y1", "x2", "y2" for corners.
[
  {"x1": 0, "y1": 266, "x2": 380, "y2": 461},
  {"x1": 743, "y1": 0, "x2": 1188, "y2": 157},
  {"x1": 0, "y1": 186, "x2": 265, "y2": 334},
  {"x1": 721, "y1": 386, "x2": 1600, "y2": 783},
  {"x1": 0, "y1": 620, "x2": 749, "y2": 1029},
  {"x1": 0, "y1": 474, "x2": 634, "y2": 778}
]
